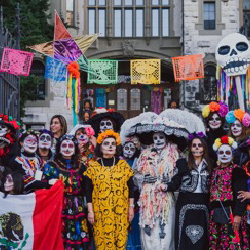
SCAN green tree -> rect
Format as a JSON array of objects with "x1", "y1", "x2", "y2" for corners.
[{"x1": 2, "y1": 0, "x2": 54, "y2": 118}]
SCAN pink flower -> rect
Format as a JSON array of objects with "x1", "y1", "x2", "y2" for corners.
[
  {"x1": 224, "y1": 174, "x2": 230, "y2": 181},
  {"x1": 222, "y1": 186, "x2": 227, "y2": 192},
  {"x1": 85, "y1": 126, "x2": 95, "y2": 136},
  {"x1": 226, "y1": 193, "x2": 233, "y2": 200},
  {"x1": 242, "y1": 112, "x2": 250, "y2": 127}
]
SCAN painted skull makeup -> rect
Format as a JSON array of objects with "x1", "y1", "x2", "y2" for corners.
[
  {"x1": 23, "y1": 135, "x2": 38, "y2": 154},
  {"x1": 100, "y1": 119, "x2": 113, "y2": 132},
  {"x1": 0, "y1": 124, "x2": 8, "y2": 137},
  {"x1": 191, "y1": 138, "x2": 204, "y2": 157},
  {"x1": 78, "y1": 134, "x2": 89, "y2": 144},
  {"x1": 153, "y1": 132, "x2": 167, "y2": 151},
  {"x1": 4, "y1": 174, "x2": 14, "y2": 192},
  {"x1": 123, "y1": 142, "x2": 136, "y2": 159},
  {"x1": 60, "y1": 140, "x2": 75, "y2": 157},
  {"x1": 208, "y1": 114, "x2": 222, "y2": 130},
  {"x1": 217, "y1": 144, "x2": 233, "y2": 164},
  {"x1": 39, "y1": 133, "x2": 52, "y2": 150},
  {"x1": 231, "y1": 120, "x2": 242, "y2": 137},
  {"x1": 101, "y1": 137, "x2": 116, "y2": 157}
]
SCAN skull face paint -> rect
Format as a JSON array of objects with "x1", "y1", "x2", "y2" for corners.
[
  {"x1": 208, "y1": 114, "x2": 222, "y2": 130},
  {"x1": 0, "y1": 124, "x2": 8, "y2": 137},
  {"x1": 60, "y1": 140, "x2": 75, "y2": 158},
  {"x1": 123, "y1": 142, "x2": 136, "y2": 159},
  {"x1": 75, "y1": 129, "x2": 89, "y2": 144},
  {"x1": 217, "y1": 144, "x2": 233, "y2": 164},
  {"x1": 231, "y1": 120, "x2": 242, "y2": 137},
  {"x1": 39, "y1": 133, "x2": 52, "y2": 150},
  {"x1": 191, "y1": 138, "x2": 204, "y2": 158},
  {"x1": 23, "y1": 135, "x2": 38, "y2": 154},
  {"x1": 153, "y1": 132, "x2": 167, "y2": 151},
  {"x1": 216, "y1": 33, "x2": 250, "y2": 76},
  {"x1": 101, "y1": 137, "x2": 116, "y2": 157},
  {"x1": 4, "y1": 174, "x2": 14, "y2": 192},
  {"x1": 100, "y1": 119, "x2": 113, "y2": 132}
]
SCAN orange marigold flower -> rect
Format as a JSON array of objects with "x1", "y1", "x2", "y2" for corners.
[
  {"x1": 209, "y1": 101, "x2": 220, "y2": 112},
  {"x1": 96, "y1": 130, "x2": 121, "y2": 145},
  {"x1": 234, "y1": 109, "x2": 245, "y2": 122}
]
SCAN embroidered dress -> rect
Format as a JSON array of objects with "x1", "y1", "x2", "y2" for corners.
[
  {"x1": 209, "y1": 164, "x2": 249, "y2": 250},
  {"x1": 84, "y1": 159, "x2": 133, "y2": 250},
  {"x1": 166, "y1": 159, "x2": 210, "y2": 250},
  {"x1": 44, "y1": 158, "x2": 89, "y2": 250},
  {"x1": 79, "y1": 143, "x2": 95, "y2": 168},
  {"x1": 135, "y1": 145, "x2": 179, "y2": 250}
]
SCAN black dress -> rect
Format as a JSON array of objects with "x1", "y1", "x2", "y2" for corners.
[{"x1": 166, "y1": 159, "x2": 210, "y2": 250}]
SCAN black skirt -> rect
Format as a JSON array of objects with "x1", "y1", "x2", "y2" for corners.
[{"x1": 175, "y1": 192, "x2": 209, "y2": 250}]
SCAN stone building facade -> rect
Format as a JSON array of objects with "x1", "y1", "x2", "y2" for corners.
[{"x1": 23, "y1": 0, "x2": 248, "y2": 130}]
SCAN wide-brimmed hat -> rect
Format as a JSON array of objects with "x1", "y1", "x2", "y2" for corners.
[
  {"x1": 0, "y1": 114, "x2": 20, "y2": 133},
  {"x1": 87, "y1": 108, "x2": 125, "y2": 137},
  {"x1": 127, "y1": 117, "x2": 189, "y2": 151}
]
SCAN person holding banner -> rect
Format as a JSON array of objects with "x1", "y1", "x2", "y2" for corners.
[{"x1": 44, "y1": 134, "x2": 89, "y2": 250}]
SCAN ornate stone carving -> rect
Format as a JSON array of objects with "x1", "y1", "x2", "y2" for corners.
[{"x1": 122, "y1": 40, "x2": 134, "y2": 56}]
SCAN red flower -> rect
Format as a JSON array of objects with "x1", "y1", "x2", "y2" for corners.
[
  {"x1": 221, "y1": 136, "x2": 229, "y2": 144},
  {"x1": 108, "y1": 109, "x2": 115, "y2": 113}
]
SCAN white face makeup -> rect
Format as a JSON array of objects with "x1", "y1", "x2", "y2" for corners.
[
  {"x1": 23, "y1": 135, "x2": 38, "y2": 154},
  {"x1": 231, "y1": 120, "x2": 242, "y2": 137},
  {"x1": 217, "y1": 144, "x2": 233, "y2": 164},
  {"x1": 101, "y1": 137, "x2": 116, "y2": 157},
  {"x1": 39, "y1": 133, "x2": 52, "y2": 150},
  {"x1": 153, "y1": 132, "x2": 167, "y2": 151},
  {"x1": 123, "y1": 142, "x2": 136, "y2": 159},
  {"x1": 0, "y1": 124, "x2": 8, "y2": 137},
  {"x1": 191, "y1": 138, "x2": 204, "y2": 158},
  {"x1": 77, "y1": 134, "x2": 89, "y2": 144},
  {"x1": 208, "y1": 113, "x2": 222, "y2": 130},
  {"x1": 60, "y1": 140, "x2": 75, "y2": 157},
  {"x1": 100, "y1": 119, "x2": 113, "y2": 132},
  {"x1": 4, "y1": 174, "x2": 14, "y2": 192}
]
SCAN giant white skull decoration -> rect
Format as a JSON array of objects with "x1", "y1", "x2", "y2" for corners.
[
  {"x1": 216, "y1": 33, "x2": 250, "y2": 76},
  {"x1": 0, "y1": 125, "x2": 8, "y2": 137},
  {"x1": 100, "y1": 118, "x2": 114, "y2": 132}
]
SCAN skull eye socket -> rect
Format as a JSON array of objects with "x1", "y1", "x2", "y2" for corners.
[
  {"x1": 159, "y1": 136, "x2": 164, "y2": 139},
  {"x1": 218, "y1": 150, "x2": 231, "y2": 155},
  {"x1": 192, "y1": 143, "x2": 203, "y2": 148},
  {"x1": 106, "y1": 122, "x2": 112, "y2": 126},
  {"x1": 236, "y1": 42, "x2": 249, "y2": 52},
  {"x1": 125, "y1": 147, "x2": 129, "y2": 150},
  {"x1": 100, "y1": 122, "x2": 105, "y2": 126},
  {"x1": 218, "y1": 45, "x2": 230, "y2": 55}
]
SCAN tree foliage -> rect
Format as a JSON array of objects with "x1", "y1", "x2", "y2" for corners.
[{"x1": 2, "y1": 0, "x2": 54, "y2": 118}]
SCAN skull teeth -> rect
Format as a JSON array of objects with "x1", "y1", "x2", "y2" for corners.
[{"x1": 0, "y1": 137, "x2": 10, "y2": 144}]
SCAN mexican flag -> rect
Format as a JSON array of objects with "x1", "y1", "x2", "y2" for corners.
[{"x1": 0, "y1": 180, "x2": 64, "y2": 250}]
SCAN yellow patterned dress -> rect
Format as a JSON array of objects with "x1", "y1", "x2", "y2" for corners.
[{"x1": 84, "y1": 159, "x2": 133, "y2": 250}]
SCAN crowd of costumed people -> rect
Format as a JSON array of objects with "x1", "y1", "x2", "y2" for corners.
[{"x1": 0, "y1": 102, "x2": 249, "y2": 250}]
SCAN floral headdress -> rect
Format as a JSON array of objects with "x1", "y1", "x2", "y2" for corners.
[
  {"x1": 96, "y1": 130, "x2": 121, "y2": 145},
  {"x1": 0, "y1": 114, "x2": 20, "y2": 131},
  {"x1": 213, "y1": 136, "x2": 238, "y2": 151},
  {"x1": 188, "y1": 131, "x2": 206, "y2": 141},
  {"x1": 226, "y1": 109, "x2": 250, "y2": 127},
  {"x1": 202, "y1": 101, "x2": 228, "y2": 118}
]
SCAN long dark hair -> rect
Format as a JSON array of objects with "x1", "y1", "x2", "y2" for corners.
[
  {"x1": 95, "y1": 136, "x2": 122, "y2": 158},
  {"x1": 50, "y1": 115, "x2": 67, "y2": 136},
  {"x1": 187, "y1": 137, "x2": 212, "y2": 174}
]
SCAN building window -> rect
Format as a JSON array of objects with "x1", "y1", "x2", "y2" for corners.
[
  {"x1": 201, "y1": 65, "x2": 217, "y2": 102},
  {"x1": 242, "y1": 0, "x2": 250, "y2": 37},
  {"x1": 88, "y1": 1, "x2": 106, "y2": 36},
  {"x1": 130, "y1": 89, "x2": 140, "y2": 110},
  {"x1": 30, "y1": 60, "x2": 46, "y2": 100},
  {"x1": 66, "y1": 0, "x2": 74, "y2": 26},
  {"x1": 117, "y1": 89, "x2": 127, "y2": 110},
  {"x1": 113, "y1": 1, "x2": 145, "y2": 37},
  {"x1": 151, "y1": 0, "x2": 170, "y2": 37},
  {"x1": 203, "y1": 2, "x2": 215, "y2": 30}
]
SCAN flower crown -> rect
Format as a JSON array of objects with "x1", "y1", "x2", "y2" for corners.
[
  {"x1": 202, "y1": 101, "x2": 228, "y2": 118},
  {"x1": 0, "y1": 114, "x2": 20, "y2": 130},
  {"x1": 96, "y1": 130, "x2": 121, "y2": 145},
  {"x1": 226, "y1": 110, "x2": 250, "y2": 127},
  {"x1": 213, "y1": 136, "x2": 238, "y2": 151},
  {"x1": 188, "y1": 132, "x2": 206, "y2": 141}
]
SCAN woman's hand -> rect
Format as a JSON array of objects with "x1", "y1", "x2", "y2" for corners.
[
  {"x1": 78, "y1": 143, "x2": 84, "y2": 154},
  {"x1": 88, "y1": 211, "x2": 94, "y2": 225},
  {"x1": 233, "y1": 215, "x2": 241, "y2": 231},
  {"x1": 157, "y1": 183, "x2": 167, "y2": 192},
  {"x1": 128, "y1": 207, "x2": 134, "y2": 223},
  {"x1": 237, "y1": 191, "x2": 250, "y2": 202}
]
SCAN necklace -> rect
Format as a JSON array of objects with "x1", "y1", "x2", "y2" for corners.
[{"x1": 101, "y1": 157, "x2": 115, "y2": 167}]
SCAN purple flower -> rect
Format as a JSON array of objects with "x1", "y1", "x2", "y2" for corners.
[
  {"x1": 197, "y1": 132, "x2": 205, "y2": 138},
  {"x1": 188, "y1": 134, "x2": 194, "y2": 140},
  {"x1": 218, "y1": 103, "x2": 229, "y2": 117}
]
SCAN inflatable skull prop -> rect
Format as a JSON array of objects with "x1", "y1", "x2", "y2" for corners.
[{"x1": 216, "y1": 33, "x2": 250, "y2": 76}]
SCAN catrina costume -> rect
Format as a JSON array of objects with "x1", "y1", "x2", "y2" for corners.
[
  {"x1": 209, "y1": 136, "x2": 249, "y2": 249},
  {"x1": 84, "y1": 130, "x2": 134, "y2": 250},
  {"x1": 127, "y1": 116, "x2": 189, "y2": 250},
  {"x1": 44, "y1": 134, "x2": 89, "y2": 250}
]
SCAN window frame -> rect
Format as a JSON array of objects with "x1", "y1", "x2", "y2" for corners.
[{"x1": 203, "y1": 1, "x2": 216, "y2": 30}]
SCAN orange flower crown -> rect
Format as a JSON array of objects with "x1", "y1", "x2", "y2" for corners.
[{"x1": 96, "y1": 130, "x2": 121, "y2": 145}]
